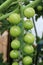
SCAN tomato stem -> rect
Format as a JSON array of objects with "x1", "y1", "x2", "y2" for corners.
[
  {"x1": 0, "y1": 0, "x2": 15, "y2": 12},
  {"x1": 18, "y1": 1, "x2": 24, "y2": 54},
  {"x1": 0, "y1": 0, "x2": 42, "y2": 20},
  {"x1": 0, "y1": 8, "x2": 19, "y2": 20},
  {"x1": 23, "y1": 0, "x2": 42, "y2": 10},
  {"x1": 7, "y1": 1, "x2": 18, "y2": 9}
]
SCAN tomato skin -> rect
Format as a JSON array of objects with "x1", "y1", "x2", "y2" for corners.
[
  {"x1": 10, "y1": 26, "x2": 21, "y2": 37},
  {"x1": 24, "y1": 33, "x2": 35, "y2": 45},
  {"x1": 24, "y1": 7, "x2": 35, "y2": 18},
  {"x1": 8, "y1": 13, "x2": 21, "y2": 24},
  {"x1": 23, "y1": 45, "x2": 34, "y2": 54},
  {"x1": 24, "y1": 20, "x2": 33, "y2": 30},
  {"x1": 23, "y1": 56, "x2": 32, "y2": 65},
  {"x1": 10, "y1": 50, "x2": 19, "y2": 59},
  {"x1": 37, "y1": 6, "x2": 42, "y2": 11},
  {"x1": 11, "y1": 39, "x2": 20, "y2": 49},
  {"x1": 12, "y1": 62, "x2": 19, "y2": 65}
]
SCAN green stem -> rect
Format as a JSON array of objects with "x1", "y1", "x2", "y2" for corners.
[
  {"x1": 9, "y1": 1, "x2": 18, "y2": 6},
  {"x1": 0, "y1": 0, "x2": 15, "y2": 12},
  {"x1": 19, "y1": 1, "x2": 24, "y2": 54},
  {"x1": 0, "y1": 8, "x2": 19, "y2": 20},
  {"x1": 0, "y1": 0, "x2": 42, "y2": 20},
  {"x1": 7, "y1": 1, "x2": 18, "y2": 9},
  {"x1": 24, "y1": 0, "x2": 42, "y2": 10}
]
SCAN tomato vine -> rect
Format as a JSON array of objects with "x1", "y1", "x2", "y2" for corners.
[{"x1": 0, "y1": 0, "x2": 43, "y2": 65}]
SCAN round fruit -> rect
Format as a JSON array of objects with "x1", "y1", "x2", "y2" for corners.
[
  {"x1": 12, "y1": 62, "x2": 19, "y2": 65},
  {"x1": 37, "y1": 6, "x2": 42, "y2": 11},
  {"x1": 8, "y1": 13, "x2": 21, "y2": 24},
  {"x1": 23, "y1": 56, "x2": 32, "y2": 65},
  {"x1": 24, "y1": 20, "x2": 33, "y2": 30},
  {"x1": 24, "y1": 7, "x2": 35, "y2": 18},
  {"x1": 23, "y1": 45, "x2": 34, "y2": 54},
  {"x1": 10, "y1": 50, "x2": 19, "y2": 59},
  {"x1": 10, "y1": 26, "x2": 21, "y2": 37},
  {"x1": 24, "y1": 33, "x2": 35, "y2": 45},
  {"x1": 11, "y1": 39, "x2": 20, "y2": 49}
]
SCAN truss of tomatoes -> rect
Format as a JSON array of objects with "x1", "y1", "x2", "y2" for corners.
[{"x1": 9, "y1": 7, "x2": 35, "y2": 65}]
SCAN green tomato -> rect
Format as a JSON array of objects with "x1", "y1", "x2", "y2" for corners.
[
  {"x1": 24, "y1": 33, "x2": 35, "y2": 45},
  {"x1": 8, "y1": 13, "x2": 21, "y2": 24},
  {"x1": 10, "y1": 26, "x2": 21, "y2": 37},
  {"x1": 10, "y1": 50, "x2": 19, "y2": 59},
  {"x1": 11, "y1": 39, "x2": 20, "y2": 49},
  {"x1": 23, "y1": 45, "x2": 34, "y2": 54},
  {"x1": 24, "y1": 7, "x2": 35, "y2": 18},
  {"x1": 23, "y1": 56, "x2": 32, "y2": 65},
  {"x1": 24, "y1": 20, "x2": 33, "y2": 30},
  {"x1": 37, "y1": 6, "x2": 42, "y2": 11},
  {"x1": 12, "y1": 62, "x2": 19, "y2": 65}
]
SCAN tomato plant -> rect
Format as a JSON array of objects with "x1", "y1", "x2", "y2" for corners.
[
  {"x1": 37, "y1": 5, "x2": 42, "y2": 11},
  {"x1": 8, "y1": 13, "x2": 21, "y2": 24},
  {"x1": 10, "y1": 26, "x2": 21, "y2": 37},
  {"x1": 10, "y1": 50, "x2": 19, "y2": 59},
  {"x1": 23, "y1": 56, "x2": 32, "y2": 65},
  {"x1": 24, "y1": 7, "x2": 35, "y2": 18},
  {"x1": 12, "y1": 62, "x2": 19, "y2": 65},
  {"x1": 11, "y1": 39, "x2": 20, "y2": 49},
  {"x1": 24, "y1": 19, "x2": 33, "y2": 30},
  {"x1": 0, "y1": 0, "x2": 43, "y2": 65},
  {"x1": 23, "y1": 45, "x2": 34, "y2": 54},
  {"x1": 24, "y1": 33, "x2": 35, "y2": 45}
]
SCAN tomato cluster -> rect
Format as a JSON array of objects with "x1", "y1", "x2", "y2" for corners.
[{"x1": 9, "y1": 7, "x2": 35, "y2": 65}]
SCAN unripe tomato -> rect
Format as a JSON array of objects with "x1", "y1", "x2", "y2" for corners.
[
  {"x1": 23, "y1": 45, "x2": 34, "y2": 54},
  {"x1": 24, "y1": 20, "x2": 33, "y2": 30},
  {"x1": 10, "y1": 50, "x2": 19, "y2": 59},
  {"x1": 12, "y1": 62, "x2": 19, "y2": 65},
  {"x1": 10, "y1": 26, "x2": 21, "y2": 37},
  {"x1": 8, "y1": 13, "x2": 21, "y2": 24},
  {"x1": 37, "y1": 6, "x2": 42, "y2": 11},
  {"x1": 24, "y1": 7, "x2": 35, "y2": 18},
  {"x1": 24, "y1": 33, "x2": 35, "y2": 45},
  {"x1": 23, "y1": 56, "x2": 32, "y2": 65},
  {"x1": 11, "y1": 39, "x2": 20, "y2": 49}
]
